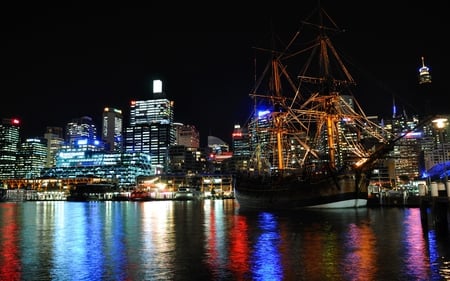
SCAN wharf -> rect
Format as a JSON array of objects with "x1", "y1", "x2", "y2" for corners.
[
  {"x1": 367, "y1": 190, "x2": 449, "y2": 208},
  {"x1": 368, "y1": 190, "x2": 450, "y2": 231},
  {"x1": 367, "y1": 191, "x2": 422, "y2": 207}
]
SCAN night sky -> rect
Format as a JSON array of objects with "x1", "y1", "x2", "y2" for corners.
[{"x1": 0, "y1": 2, "x2": 446, "y2": 146}]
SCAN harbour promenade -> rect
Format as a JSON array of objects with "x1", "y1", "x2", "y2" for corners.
[{"x1": 0, "y1": 173, "x2": 235, "y2": 202}]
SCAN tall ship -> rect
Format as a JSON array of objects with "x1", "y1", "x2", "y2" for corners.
[{"x1": 234, "y1": 6, "x2": 398, "y2": 210}]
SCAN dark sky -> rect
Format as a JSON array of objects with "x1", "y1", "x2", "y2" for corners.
[{"x1": 0, "y1": 2, "x2": 446, "y2": 146}]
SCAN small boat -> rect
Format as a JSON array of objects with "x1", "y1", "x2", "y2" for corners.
[
  {"x1": 174, "y1": 186, "x2": 202, "y2": 201},
  {"x1": 233, "y1": 5, "x2": 407, "y2": 210},
  {"x1": 130, "y1": 189, "x2": 153, "y2": 201}
]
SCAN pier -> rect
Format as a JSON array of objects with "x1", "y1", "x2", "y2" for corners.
[{"x1": 368, "y1": 181, "x2": 450, "y2": 230}]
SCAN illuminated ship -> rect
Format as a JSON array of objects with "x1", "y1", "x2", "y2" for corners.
[{"x1": 233, "y1": 6, "x2": 399, "y2": 210}]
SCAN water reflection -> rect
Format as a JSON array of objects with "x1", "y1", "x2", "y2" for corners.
[
  {"x1": 252, "y1": 212, "x2": 282, "y2": 280},
  {"x1": 0, "y1": 200, "x2": 448, "y2": 280},
  {"x1": 0, "y1": 203, "x2": 21, "y2": 280}
]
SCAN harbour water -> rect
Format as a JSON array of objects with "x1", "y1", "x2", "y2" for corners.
[{"x1": 0, "y1": 200, "x2": 449, "y2": 281}]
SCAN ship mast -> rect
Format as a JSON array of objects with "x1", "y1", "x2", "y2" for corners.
[
  {"x1": 273, "y1": 57, "x2": 285, "y2": 170},
  {"x1": 315, "y1": 6, "x2": 356, "y2": 169}
]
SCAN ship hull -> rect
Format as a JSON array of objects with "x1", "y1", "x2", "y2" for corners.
[{"x1": 234, "y1": 171, "x2": 368, "y2": 210}]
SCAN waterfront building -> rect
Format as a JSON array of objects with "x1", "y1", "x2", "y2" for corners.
[
  {"x1": 102, "y1": 107, "x2": 123, "y2": 152},
  {"x1": 41, "y1": 149, "x2": 152, "y2": 188},
  {"x1": 0, "y1": 118, "x2": 21, "y2": 180},
  {"x1": 124, "y1": 79, "x2": 175, "y2": 174},
  {"x1": 43, "y1": 126, "x2": 64, "y2": 168}
]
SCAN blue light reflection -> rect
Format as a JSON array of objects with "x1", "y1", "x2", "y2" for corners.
[{"x1": 252, "y1": 212, "x2": 283, "y2": 281}]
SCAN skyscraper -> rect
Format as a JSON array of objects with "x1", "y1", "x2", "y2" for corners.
[
  {"x1": 0, "y1": 118, "x2": 21, "y2": 179},
  {"x1": 44, "y1": 126, "x2": 64, "y2": 168},
  {"x1": 102, "y1": 107, "x2": 123, "y2": 152},
  {"x1": 124, "y1": 79, "x2": 175, "y2": 174},
  {"x1": 65, "y1": 116, "x2": 99, "y2": 149},
  {"x1": 16, "y1": 138, "x2": 47, "y2": 179}
]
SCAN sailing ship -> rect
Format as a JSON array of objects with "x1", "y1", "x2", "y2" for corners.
[{"x1": 233, "y1": 6, "x2": 396, "y2": 210}]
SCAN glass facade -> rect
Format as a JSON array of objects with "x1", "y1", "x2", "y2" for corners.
[
  {"x1": 0, "y1": 118, "x2": 21, "y2": 179},
  {"x1": 41, "y1": 151, "x2": 152, "y2": 188},
  {"x1": 125, "y1": 96, "x2": 175, "y2": 173},
  {"x1": 102, "y1": 107, "x2": 123, "y2": 152}
]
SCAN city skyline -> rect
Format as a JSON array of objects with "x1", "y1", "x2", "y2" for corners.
[{"x1": 0, "y1": 3, "x2": 446, "y2": 145}]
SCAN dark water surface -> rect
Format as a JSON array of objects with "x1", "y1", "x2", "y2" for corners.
[{"x1": 0, "y1": 200, "x2": 449, "y2": 280}]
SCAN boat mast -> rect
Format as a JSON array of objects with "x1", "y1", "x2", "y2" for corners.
[
  {"x1": 272, "y1": 57, "x2": 285, "y2": 170},
  {"x1": 316, "y1": 5, "x2": 355, "y2": 169},
  {"x1": 318, "y1": 7, "x2": 337, "y2": 169}
]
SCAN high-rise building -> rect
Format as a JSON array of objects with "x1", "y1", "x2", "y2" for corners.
[
  {"x1": 102, "y1": 107, "x2": 123, "y2": 152},
  {"x1": 231, "y1": 124, "x2": 250, "y2": 172},
  {"x1": 16, "y1": 138, "x2": 47, "y2": 179},
  {"x1": 66, "y1": 116, "x2": 98, "y2": 145},
  {"x1": 44, "y1": 126, "x2": 64, "y2": 168},
  {"x1": 0, "y1": 118, "x2": 21, "y2": 179},
  {"x1": 124, "y1": 79, "x2": 175, "y2": 174},
  {"x1": 65, "y1": 116, "x2": 103, "y2": 151}
]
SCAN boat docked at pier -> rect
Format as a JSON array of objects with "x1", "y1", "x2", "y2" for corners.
[
  {"x1": 234, "y1": 6, "x2": 398, "y2": 210},
  {"x1": 174, "y1": 186, "x2": 202, "y2": 201}
]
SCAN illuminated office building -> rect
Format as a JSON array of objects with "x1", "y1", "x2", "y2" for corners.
[
  {"x1": 0, "y1": 118, "x2": 21, "y2": 179},
  {"x1": 44, "y1": 126, "x2": 64, "y2": 168},
  {"x1": 124, "y1": 79, "x2": 175, "y2": 174},
  {"x1": 102, "y1": 107, "x2": 123, "y2": 152},
  {"x1": 39, "y1": 112, "x2": 152, "y2": 187},
  {"x1": 41, "y1": 150, "x2": 152, "y2": 188},
  {"x1": 231, "y1": 124, "x2": 250, "y2": 172},
  {"x1": 66, "y1": 116, "x2": 102, "y2": 149},
  {"x1": 16, "y1": 138, "x2": 47, "y2": 179}
]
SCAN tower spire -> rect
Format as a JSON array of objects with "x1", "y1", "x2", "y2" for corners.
[{"x1": 418, "y1": 56, "x2": 432, "y2": 84}]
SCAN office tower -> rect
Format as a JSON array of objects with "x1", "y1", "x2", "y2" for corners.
[
  {"x1": 124, "y1": 79, "x2": 175, "y2": 174},
  {"x1": 231, "y1": 124, "x2": 250, "y2": 172},
  {"x1": 16, "y1": 138, "x2": 47, "y2": 179},
  {"x1": 102, "y1": 107, "x2": 123, "y2": 152},
  {"x1": 65, "y1": 116, "x2": 102, "y2": 150},
  {"x1": 44, "y1": 126, "x2": 64, "y2": 168},
  {"x1": 0, "y1": 118, "x2": 21, "y2": 179}
]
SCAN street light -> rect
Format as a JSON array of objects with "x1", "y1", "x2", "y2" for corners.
[
  {"x1": 432, "y1": 117, "x2": 449, "y2": 195},
  {"x1": 432, "y1": 117, "x2": 448, "y2": 145}
]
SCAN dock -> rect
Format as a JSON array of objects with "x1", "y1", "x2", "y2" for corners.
[{"x1": 368, "y1": 183, "x2": 450, "y2": 230}]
